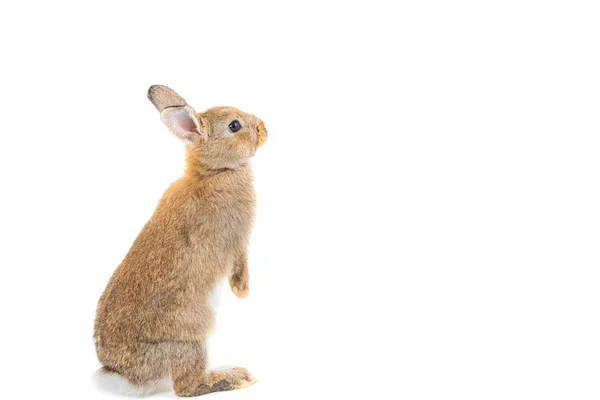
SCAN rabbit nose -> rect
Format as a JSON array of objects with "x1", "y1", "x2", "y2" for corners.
[{"x1": 256, "y1": 120, "x2": 267, "y2": 147}]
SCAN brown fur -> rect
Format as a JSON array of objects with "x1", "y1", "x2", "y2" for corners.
[{"x1": 94, "y1": 85, "x2": 266, "y2": 396}]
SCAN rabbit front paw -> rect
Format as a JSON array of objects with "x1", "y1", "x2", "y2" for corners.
[{"x1": 229, "y1": 274, "x2": 249, "y2": 299}]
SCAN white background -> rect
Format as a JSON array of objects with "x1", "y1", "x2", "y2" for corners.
[{"x1": 0, "y1": 1, "x2": 599, "y2": 399}]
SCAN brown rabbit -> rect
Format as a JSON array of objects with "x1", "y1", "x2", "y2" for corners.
[{"x1": 94, "y1": 85, "x2": 267, "y2": 397}]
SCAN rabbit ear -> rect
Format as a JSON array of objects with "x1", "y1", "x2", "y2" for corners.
[
  {"x1": 160, "y1": 106, "x2": 206, "y2": 142},
  {"x1": 147, "y1": 85, "x2": 187, "y2": 112},
  {"x1": 148, "y1": 85, "x2": 206, "y2": 142}
]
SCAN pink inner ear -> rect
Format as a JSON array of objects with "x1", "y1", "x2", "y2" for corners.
[
  {"x1": 167, "y1": 108, "x2": 199, "y2": 135},
  {"x1": 163, "y1": 107, "x2": 202, "y2": 140},
  {"x1": 178, "y1": 117, "x2": 198, "y2": 133}
]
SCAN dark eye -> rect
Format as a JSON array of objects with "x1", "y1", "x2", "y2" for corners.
[{"x1": 228, "y1": 120, "x2": 242, "y2": 133}]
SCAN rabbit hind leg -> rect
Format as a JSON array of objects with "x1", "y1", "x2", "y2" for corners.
[{"x1": 97, "y1": 342, "x2": 172, "y2": 395}]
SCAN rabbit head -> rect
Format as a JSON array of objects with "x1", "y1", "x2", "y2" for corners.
[{"x1": 148, "y1": 85, "x2": 267, "y2": 171}]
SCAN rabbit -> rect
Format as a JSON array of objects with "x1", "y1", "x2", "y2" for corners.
[{"x1": 94, "y1": 85, "x2": 267, "y2": 397}]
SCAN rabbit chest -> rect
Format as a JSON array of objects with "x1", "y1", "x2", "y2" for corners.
[{"x1": 186, "y1": 167, "x2": 256, "y2": 262}]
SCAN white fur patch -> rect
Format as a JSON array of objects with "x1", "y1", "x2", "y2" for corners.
[
  {"x1": 209, "y1": 280, "x2": 226, "y2": 315},
  {"x1": 93, "y1": 369, "x2": 171, "y2": 397}
]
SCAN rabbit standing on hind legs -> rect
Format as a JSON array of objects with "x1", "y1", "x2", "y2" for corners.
[{"x1": 94, "y1": 85, "x2": 267, "y2": 397}]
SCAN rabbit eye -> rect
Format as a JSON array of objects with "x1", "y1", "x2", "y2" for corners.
[{"x1": 228, "y1": 120, "x2": 242, "y2": 133}]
